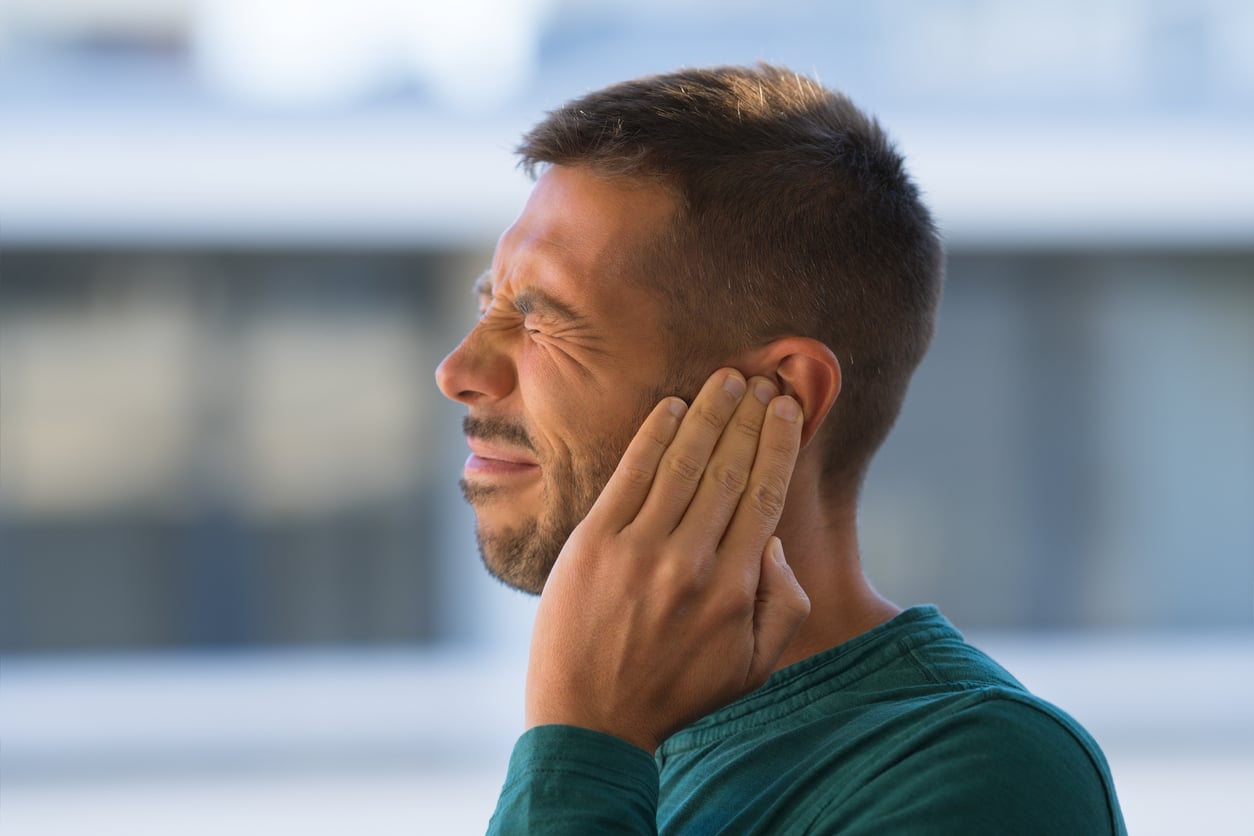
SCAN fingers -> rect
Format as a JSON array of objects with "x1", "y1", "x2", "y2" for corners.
[
  {"x1": 528, "y1": 367, "x2": 808, "y2": 753},
  {"x1": 588, "y1": 396, "x2": 689, "y2": 530},
  {"x1": 633, "y1": 370, "x2": 750, "y2": 532},
  {"x1": 595, "y1": 367, "x2": 802, "y2": 557},
  {"x1": 677, "y1": 376, "x2": 778, "y2": 544},
  {"x1": 719, "y1": 393, "x2": 803, "y2": 557}
]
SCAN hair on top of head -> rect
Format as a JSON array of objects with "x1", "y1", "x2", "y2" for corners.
[{"x1": 517, "y1": 63, "x2": 945, "y2": 493}]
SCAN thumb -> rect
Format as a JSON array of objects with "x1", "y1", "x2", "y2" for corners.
[{"x1": 747, "y1": 537, "x2": 810, "y2": 686}]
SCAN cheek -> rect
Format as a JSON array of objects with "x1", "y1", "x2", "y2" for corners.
[
  {"x1": 517, "y1": 359, "x2": 584, "y2": 463},
  {"x1": 516, "y1": 345, "x2": 655, "y2": 475}
]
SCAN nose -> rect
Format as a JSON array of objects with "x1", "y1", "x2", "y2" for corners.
[{"x1": 435, "y1": 326, "x2": 516, "y2": 407}]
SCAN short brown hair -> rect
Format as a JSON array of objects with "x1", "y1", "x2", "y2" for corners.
[{"x1": 517, "y1": 63, "x2": 944, "y2": 492}]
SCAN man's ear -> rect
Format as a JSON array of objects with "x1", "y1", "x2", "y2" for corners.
[{"x1": 736, "y1": 338, "x2": 841, "y2": 448}]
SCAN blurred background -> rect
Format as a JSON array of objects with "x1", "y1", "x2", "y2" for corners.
[{"x1": 1, "y1": 0, "x2": 1251, "y2": 833}]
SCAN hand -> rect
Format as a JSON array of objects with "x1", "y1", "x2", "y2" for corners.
[{"x1": 524, "y1": 368, "x2": 810, "y2": 752}]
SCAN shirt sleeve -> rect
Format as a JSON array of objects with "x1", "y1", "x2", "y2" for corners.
[{"x1": 487, "y1": 725, "x2": 660, "y2": 835}]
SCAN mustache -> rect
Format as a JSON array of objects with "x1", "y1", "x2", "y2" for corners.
[{"x1": 463, "y1": 415, "x2": 537, "y2": 454}]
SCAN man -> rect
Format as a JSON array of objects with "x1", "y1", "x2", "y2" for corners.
[{"x1": 436, "y1": 64, "x2": 1126, "y2": 834}]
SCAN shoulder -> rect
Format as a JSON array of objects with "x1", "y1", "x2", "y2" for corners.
[
  {"x1": 831, "y1": 690, "x2": 1125, "y2": 835},
  {"x1": 925, "y1": 692, "x2": 1115, "y2": 791}
]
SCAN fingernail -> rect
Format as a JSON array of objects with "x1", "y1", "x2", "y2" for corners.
[
  {"x1": 752, "y1": 379, "x2": 775, "y2": 404},
  {"x1": 773, "y1": 396, "x2": 800, "y2": 421},
  {"x1": 667, "y1": 398, "x2": 687, "y2": 418},
  {"x1": 723, "y1": 372, "x2": 746, "y2": 398}
]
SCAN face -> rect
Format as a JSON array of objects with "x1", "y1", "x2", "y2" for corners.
[{"x1": 435, "y1": 165, "x2": 686, "y2": 594}]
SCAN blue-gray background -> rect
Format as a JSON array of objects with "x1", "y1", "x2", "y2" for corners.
[{"x1": 1, "y1": 1, "x2": 1251, "y2": 833}]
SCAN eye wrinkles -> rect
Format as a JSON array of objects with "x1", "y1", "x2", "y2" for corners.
[
  {"x1": 472, "y1": 270, "x2": 593, "y2": 333},
  {"x1": 515, "y1": 290, "x2": 591, "y2": 331},
  {"x1": 467, "y1": 268, "x2": 615, "y2": 384}
]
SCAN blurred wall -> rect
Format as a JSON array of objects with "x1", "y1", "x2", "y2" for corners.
[
  {"x1": 1, "y1": 250, "x2": 487, "y2": 649},
  {"x1": 3, "y1": 246, "x2": 1251, "y2": 653},
  {"x1": 1, "y1": 0, "x2": 1252, "y2": 654}
]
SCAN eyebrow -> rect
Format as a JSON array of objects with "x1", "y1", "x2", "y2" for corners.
[
  {"x1": 473, "y1": 271, "x2": 588, "y2": 325},
  {"x1": 472, "y1": 271, "x2": 493, "y2": 298}
]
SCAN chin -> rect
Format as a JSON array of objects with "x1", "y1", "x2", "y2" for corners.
[{"x1": 473, "y1": 518, "x2": 554, "y2": 597}]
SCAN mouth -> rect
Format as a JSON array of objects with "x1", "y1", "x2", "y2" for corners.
[{"x1": 463, "y1": 438, "x2": 540, "y2": 479}]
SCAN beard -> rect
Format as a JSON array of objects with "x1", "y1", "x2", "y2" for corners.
[
  {"x1": 461, "y1": 434, "x2": 617, "y2": 595},
  {"x1": 460, "y1": 377, "x2": 689, "y2": 595}
]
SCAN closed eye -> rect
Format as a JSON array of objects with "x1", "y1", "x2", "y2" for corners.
[{"x1": 470, "y1": 271, "x2": 597, "y2": 352}]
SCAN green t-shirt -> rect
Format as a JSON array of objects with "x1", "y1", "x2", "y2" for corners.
[{"x1": 488, "y1": 606, "x2": 1126, "y2": 834}]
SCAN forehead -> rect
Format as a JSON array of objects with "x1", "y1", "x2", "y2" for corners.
[{"x1": 488, "y1": 166, "x2": 676, "y2": 316}]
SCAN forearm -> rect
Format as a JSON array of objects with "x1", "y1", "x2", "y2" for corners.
[{"x1": 487, "y1": 725, "x2": 659, "y2": 835}]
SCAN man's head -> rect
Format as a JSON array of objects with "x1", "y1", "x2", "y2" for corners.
[
  {"x1": 437, "y1": 63, "x2": 943, "y2": 593},
  {"x1": 517, "y1": 63, "x2": 944, "y2": 492}
]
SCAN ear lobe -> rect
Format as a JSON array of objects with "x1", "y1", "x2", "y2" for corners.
[{"x1": 737, "y1": 338, "x2": 841, "y2": 448}]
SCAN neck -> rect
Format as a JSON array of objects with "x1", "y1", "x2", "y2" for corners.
[{"x1": 771, "y1": 470, "x2": 901, "y2": 672}]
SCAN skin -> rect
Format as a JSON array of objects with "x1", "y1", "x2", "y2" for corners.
[
  {"x1": 435, "y1": 166, "x2": 678, "y2": 593},
  {"x1": 436, "y1": 164, "x2": 901, "y2": 753}
]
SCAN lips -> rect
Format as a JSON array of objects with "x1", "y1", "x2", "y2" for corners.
[{"x1": 464, "y1": 438, "x2": 540, "y2": 478}]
